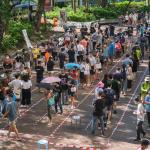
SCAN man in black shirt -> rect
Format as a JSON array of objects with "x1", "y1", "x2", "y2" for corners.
[
  {"x1": 91, "y1": 91, "x2": 106, "y2": 136},
  {"x1": 59, "y1": 70, "x2": 69, "y2": 104},
  {"x1": 68, "y1": 44, "x2": 75, "y2": 63},
  {"x1": 35, "y1": 61, "x2": 44, "y2": 92}
]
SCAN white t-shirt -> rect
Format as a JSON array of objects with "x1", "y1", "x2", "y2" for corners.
[
  {"x1": 22, "y1": 80, "x2": 32, "y2": 89},
  {"x1": 77, "y1": 44, "x2": 85, "y2": 53},
  {"x1": 84, "y1": 64, "x2": 90, "y2": 75},
  {"x1": 9, "y1": 79, "x2": 22, "y2": 91},
  {"x1": 89, "y1": 56, "x2": 96, "y2": 66},
  {"x1": 137, "y1": 103, "x2": 145, "y2": 122}
]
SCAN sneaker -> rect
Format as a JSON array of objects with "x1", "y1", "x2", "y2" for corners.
[{"x1": 134, "y1": 138, "x2": 141, "y2": 142}]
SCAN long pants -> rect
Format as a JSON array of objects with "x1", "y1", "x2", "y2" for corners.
[
  {"x1": 146, "y1": 112, "x2": 150, "y2": 126},
  {"x1": 136, "y1": 121, "x2": 145, "y2": 139},
  {"x1": 55, "y1": 97, "x2": 63, "y2": 114},
  {"x1": 127, "y1": 79, "x2": 132, "y2": 89},
  {"x1": 21, "y1": 89, "x2": 31, "y2": 105},
  {"x1": 61, "y1": 90, "x2": 68, "y2": 105},
  {"x1": 91, "y1": 115, "x2": 105, "y2": 135}
]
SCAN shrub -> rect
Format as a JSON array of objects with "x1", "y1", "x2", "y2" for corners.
[
  {"x1": 90, "y1": 7, "x2": 118, "y2": 19},
  {"x1": 1, "y1": 20, "x2": 33, "y2": 51},
  {"x1": 1, "y1": 35, "x2": 18, "y2": 51},
  {"x1": 46, "y1": 6, "x2": 95, "y2": 22}
]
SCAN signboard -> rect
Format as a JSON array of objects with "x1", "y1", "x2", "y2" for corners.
[{"x1": 22, "y1": 29, "x2": 33, "y2": 48}]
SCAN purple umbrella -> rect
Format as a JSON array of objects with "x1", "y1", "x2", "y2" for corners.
[{"x1": 41, "y1": 77, "x2": 61, "y2": 84}]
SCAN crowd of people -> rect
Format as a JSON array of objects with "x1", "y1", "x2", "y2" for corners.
[{"x1": 0, "y1": 12, "x2": 150, "y2": 148}]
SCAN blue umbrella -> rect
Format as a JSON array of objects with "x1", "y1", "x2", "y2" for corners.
[{"x1": 64, "y1": 63, "x2": 81, "y2": 69}]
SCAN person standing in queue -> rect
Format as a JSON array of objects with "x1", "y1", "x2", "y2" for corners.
[
  {"x1": 46, "y1": 89, "x2": 54, "y2": 126},
  {"x1": 21, "y1": 74, "x2": 32, "y2": 107},
  {"x1": 54, "y1": 83, "x2": 63, "y2": 114},
  {"x1": 35, "y1": 61, "x2": 44, "y2": 92},
  {"x1": 91, "y1": 90, "x2": 106, "y2": 136},
  {"x1": 134, "y1": 97, "x2": 146, "y2": 142}
]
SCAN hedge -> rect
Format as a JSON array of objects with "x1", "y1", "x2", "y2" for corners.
[{"x1": 46, "y1": 2, "x2": 150, "y2": 22}]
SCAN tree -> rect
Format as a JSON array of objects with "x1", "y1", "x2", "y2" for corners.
[
  {"x1": 0, "y1": 0, "x2": 11, "y2": 49},
  {"x1": 101, "y1": 0, "x2": 108, "y2": 7}
]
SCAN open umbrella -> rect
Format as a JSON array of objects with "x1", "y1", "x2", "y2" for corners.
[
  {"x1": 64, "y1": 63, "x2": 81, "y2": 69},
  {"x1": 37, "y1": 82, "x2": 55, "y2": 89},
  {"x1": 41, "y1": 77, "x2": 61, "y2": 84}
]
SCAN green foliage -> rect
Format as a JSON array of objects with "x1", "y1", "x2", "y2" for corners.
[
  {"x1": 90, "y1": 7, "x2": 118, "y2": 19},
  {"x1": 1, "y1": 20, "x2": 33, "y2": 51},
  {"x1": 46, "y1": 2, "x2": 150, "y2": 22},
  {"x1": 1, "y1": 35, "x2": 18, "y2": 52},
  {"x1": 46, "y1": 6, "x2": 96, "y2": 22},
  {"x1": 114, "y1": 1, "x2": 148, "y2": 14}
]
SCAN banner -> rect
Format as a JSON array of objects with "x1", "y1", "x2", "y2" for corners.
[{"x1": 22, "y1": 29, "x2": 33, "y2": 48}]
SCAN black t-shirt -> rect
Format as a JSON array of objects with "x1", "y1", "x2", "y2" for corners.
[
  {"x1": 35, "y1": 66, "x2": 44, "y2": 79},
  {"x1": 58, "y1": 53, "x2": 66, "y2": 62},
  {"x1": 59, "y1": 74, "x2": 68, "y2": 91},
  {"x1": 47, "y1": 60, "x2": 54, "y2": 71},
  {"x1": 68, "y1": 50, "x2": 75, "y2": 61},
  {"x1": 93, "y1": 98, "x2": 105, "y2": 116}
]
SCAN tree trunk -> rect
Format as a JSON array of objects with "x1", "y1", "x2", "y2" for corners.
[
  {"x1": 0, "y1": 18, "x2": 4, "y2": 49},
  {"x1": 35, "y1": 0, "x2": 46, "y2": 32},
  {"x1": 126, "y1": 0, "x2": 132, "y2": 10}
]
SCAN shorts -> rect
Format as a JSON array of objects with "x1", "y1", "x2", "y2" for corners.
[
  {"x1": 9, "y1": 120, "x2": 17, "y2": 129},
  {"x1": 70, "y1": 92, "x2": 76, "y2": 97}
]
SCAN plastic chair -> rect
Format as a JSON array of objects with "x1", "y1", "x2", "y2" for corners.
[
  {"x1": 71, "y1": 115, "x2": 81, "y2": 127},
  {"x1": 37, "y1": 139, "x2": 48, "y2": 150}
]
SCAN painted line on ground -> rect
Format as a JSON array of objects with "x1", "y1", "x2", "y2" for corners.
[
  {"x1": 107, "y1": 67, "x2": 148, "y2": 145},
  {"x1": 48, "y1": 55, "x2": 125, "y2": 138},
  {"x1": 85, "y1": 66, "x2": 148, "y2": 131}
]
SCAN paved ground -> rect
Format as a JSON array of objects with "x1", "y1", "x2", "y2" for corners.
[{"x1": 0, "y1": 28, "x2": 150, "y2": 150}]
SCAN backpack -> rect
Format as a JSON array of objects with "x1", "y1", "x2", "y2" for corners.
[{"x1": 104, "y1": 88, "x2": 114, "y2": 106}]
